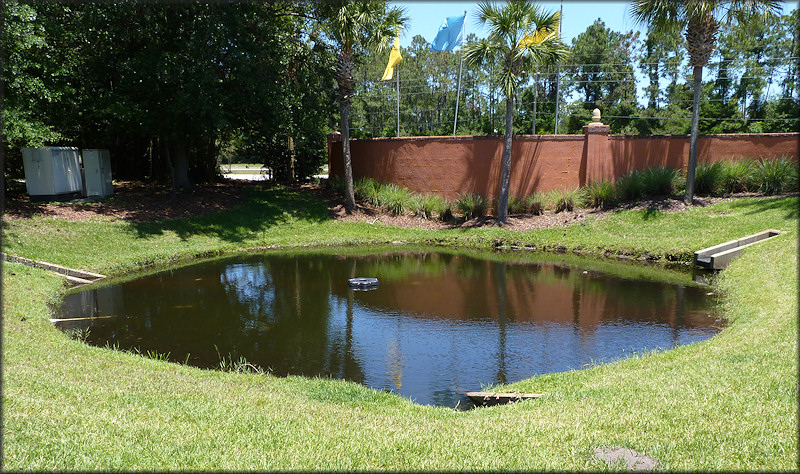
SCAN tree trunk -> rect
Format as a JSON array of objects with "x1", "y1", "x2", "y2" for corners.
[
  {"x1": 685, "y1": 65, "x2": 703, "y2": 205},
  {"x1": 288, "y1": 135, "x2": 296, "y2": 183},
  {"x1": 163, "y1": 140, "x2": 176, "y2": 196},
  {"x1": 337, "y1": 47, "x2": 356, "y2": 212},
  {"x1": 496, "y1": 96, "x2": 514, "y2": 224},
  {"x1": 167, "y1": 136, "x2": 192, "y2": 192},
  {"x1": 340, "y1": 100, "x2": 356, "y2": 212}
]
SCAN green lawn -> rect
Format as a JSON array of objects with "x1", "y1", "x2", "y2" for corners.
[{"x1": 2, "y1": 186, "x2": 797, "y2": 470}]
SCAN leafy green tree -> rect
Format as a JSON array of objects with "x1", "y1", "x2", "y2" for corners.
[
  {"x1": 315, "y1": 0, "x2": 407, "y2": 212},
  {"x1": 631, "y1": 0, "x2": 782, "y2": 204},
  {"x1": 2, "y1": 1, "x2": 67, "y2": 181},
  {"x1": 464, "y1": 0, "x2": 568, "y2": 223},
  {"x1": 566, "y1": 19, "x2": 639, "y2": 109},
  {"x1": 3, "y1": 1, "x2": 334, "y2": 189}
]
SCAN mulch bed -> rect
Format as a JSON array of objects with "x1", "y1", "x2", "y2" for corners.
[
  {"x1": 2, "y1": 179, "x2": 793, "y2": 231},
  {"x1": 2, "y1": 180, "x2": 252, "y2": 223}
]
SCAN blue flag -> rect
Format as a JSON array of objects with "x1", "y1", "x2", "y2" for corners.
[{"x1": 430, "y1": 14, "x2": 466, "y2": 51}]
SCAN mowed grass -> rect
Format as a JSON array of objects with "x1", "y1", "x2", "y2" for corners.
[{"x1": 2, "y1": 185, "x2": 797, "y2": 470}]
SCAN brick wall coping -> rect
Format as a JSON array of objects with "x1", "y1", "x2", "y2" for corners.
[
  {"x1": 328, "y1": 133, "x2": 586, "y2": 143},
  {"x1": 609, "y1": 132, "x2": 799, "y2": 139},
  {"x1": 330, "y1": 132, "x2": 798, "y2": 143}
]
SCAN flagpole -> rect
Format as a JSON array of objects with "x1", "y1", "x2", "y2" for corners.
[
  {"x1": 532, "y1": 74, "x2": 537, "y2": 135},
  {"x1": 453, "y1": 10, "x2": 467, "y2": 136},
  {"x1": 553, "y1": 0, "x2": 563, "y2": 134},
  {"x1": 396, "y1": 62, "x2": 400, "y2": 137}
]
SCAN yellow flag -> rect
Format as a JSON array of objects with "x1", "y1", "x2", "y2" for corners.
[
  {"x1": 518, "y1": 29, "x2": 556, "y2": 49},
  {"x1": 381, "y1": 36, "x2": 403, "y2": 81}
]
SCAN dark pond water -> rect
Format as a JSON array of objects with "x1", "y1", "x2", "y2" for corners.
[{"x1": 54, "y1": 248, "x2": 721, "y2": 408}]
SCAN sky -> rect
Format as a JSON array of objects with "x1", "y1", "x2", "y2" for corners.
[
  {"x1": 390, "y1": 1, "x2": 640, "y2": 48},
  {"x1": 390, "y1": 1, "x2": 795, "y2": 48}
]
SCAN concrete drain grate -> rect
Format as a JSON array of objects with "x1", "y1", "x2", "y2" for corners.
[{"x1": 594, "y1": 447, "x2": 658, "y2": 471}]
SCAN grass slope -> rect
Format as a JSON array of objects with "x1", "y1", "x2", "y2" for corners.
[{"x1": 2, "y1": 186, "x2": 797, "y2": 470}]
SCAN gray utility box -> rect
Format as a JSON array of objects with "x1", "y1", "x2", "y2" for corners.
[
  {"x1": 22, "y1": 147, "x2": 83, "y2": 201},
  {"x1": 81, "y1": 149, "x2": 114, "y2": 197}
]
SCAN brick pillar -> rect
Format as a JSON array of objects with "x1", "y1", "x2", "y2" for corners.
[{"x1": 583, "y1": 109, "x2": 611, "y2": 183}]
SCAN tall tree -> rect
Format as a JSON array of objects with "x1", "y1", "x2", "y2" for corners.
[
  {"x1": 566, "y1": 19, "x2": 639, "y2": 109},
  {"x1": 639, "y1": 24, "x2": 685, "y2": 110},
  {"x1": 631, "y1": 0, "x2": 782, "y2": 204},
  {"x1": 315, "y1": 1, "x2": 406, "y2": 212},
  {"x1": 464, "y1": 0, "x2": 567, "y2": 224},
  {"x1": 2, "y1": 1, "x2": 70, "y2": 182}
]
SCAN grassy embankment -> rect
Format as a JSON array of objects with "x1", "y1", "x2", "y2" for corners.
[{"x1": 2, "y1": 185, "x2": 797, "y2": 470}]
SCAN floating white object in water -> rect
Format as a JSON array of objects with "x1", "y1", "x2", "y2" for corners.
[{"x1": 348, "y1": 277, "x2": 379, "y2": 290}]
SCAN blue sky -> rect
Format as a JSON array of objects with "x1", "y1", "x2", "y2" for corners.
[{"x1": 391, "y1": 1, "x2": 795, "y2": 47}]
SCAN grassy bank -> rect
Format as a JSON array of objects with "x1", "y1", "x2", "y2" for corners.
[{"x1": 2, "y1": 186, "x2": 797, "y2": 470}]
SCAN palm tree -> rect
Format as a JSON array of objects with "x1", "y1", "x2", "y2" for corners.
[
  {"x1": 316, "y1": 1, "x2": 406, "y2": 212},
  {"x1": 464, "y1": 1, "x2": 568, "y2": 224},
  {"x1": 631, "y1": 0, "x2": 781, "y2": 204}
]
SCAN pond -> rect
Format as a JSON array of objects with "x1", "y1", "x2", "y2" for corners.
[{"x1": 54, "y1": 247, "x2": 721, "y2": 408}]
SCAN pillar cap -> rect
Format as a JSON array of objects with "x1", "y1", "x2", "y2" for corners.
[{"x1": 586, "y1": 108, "x2": 606, "y2": 128}]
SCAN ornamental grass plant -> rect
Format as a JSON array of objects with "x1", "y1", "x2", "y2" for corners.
[
  {"x1": 754, "y1": 156, "x2": 798, "y2": 195},
  {"x1": 582, "y1": 180, "x2": 617, "y2": 209},
  {"x1": 454, "y1": 192, "x2": 489, "y2": 219}
]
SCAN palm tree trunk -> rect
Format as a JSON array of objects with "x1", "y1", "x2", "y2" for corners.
[
  {"x1": 497, "y1": 96, "x2": 514, "y2": 224},
  {"x1": 337, "y1": 48, "x2": 357, "y2": 212},
  {"x1": 340, "y1": 100, "x2": 356, "y2": 212},
  {"x1": 685, "y1": 64, "x2": 703, "y2": 205}
]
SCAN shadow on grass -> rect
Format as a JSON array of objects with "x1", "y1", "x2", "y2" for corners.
[
  {"x1": 126, "y1": 187, "x2": 330, "y2": 242},
  {"x1": 721, "y1": 194, "x2": 798, "y2": 220},
  {"x1": 640, "y1": 208, "x2": 665, "y2": 220}
]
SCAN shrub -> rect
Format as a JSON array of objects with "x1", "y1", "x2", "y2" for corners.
[
  {"x1": 379, "y1": 184, "x2": 412, "y2": 215},
  {"x1": 718, "y1": 159, "x2": 755, "y2": 194},
  {"x1": 411, "y1": 193, "x2": 449, "y2": 219},
  {"x1": 524, "y1": 192, "x2": 546, "y2": 215},
  {"x1": 354, "y1": 177, "x2": 380, "y2": 205},
  {"x1": 641, "y1": 166, "x2": 677, "y2": 196},
  {"x1": 546, "y1": 188, "x2": 583, "y2": 213},
  {"x1": 507, "y1": 194, "x2": 527, "y2": 215},
  {"x1": 439, "y1": 204, "x2": 454, "y2": 222},
  {"x1": 454, "y1": 192, "x2": 489, "y2": 219},
  {"x1": 615, "y1": 169, "x2": 644, "y2": 201},
  {"x1": 583, "y1": 180, "x2": 616, "y2": 208},
  {"x1": 753, "y1": 156, "x2": 799, "y2": 195},
  {"x1": 693, "y1": 161, "x2": 724, "y2": 195}
]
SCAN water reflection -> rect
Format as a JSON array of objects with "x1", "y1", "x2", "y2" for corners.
[{"x1": 55, "y1": 250, "x2": 719, "y2": 407}]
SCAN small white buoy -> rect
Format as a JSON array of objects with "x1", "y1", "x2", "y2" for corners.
[{"x1": 348, "y1": 277, "x2": 379, "y2": 290}]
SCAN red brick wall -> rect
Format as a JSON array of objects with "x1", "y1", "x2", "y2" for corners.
[{"x1": 328, "y1": 132, "x2": 798, "y2": 201}]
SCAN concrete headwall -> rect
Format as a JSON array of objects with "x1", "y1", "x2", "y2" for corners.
[{"x1": 328, "y1": 129, "x2": 798, "y2": 201}]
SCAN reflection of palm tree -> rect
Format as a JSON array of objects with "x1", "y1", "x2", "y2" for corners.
[
  {"x1": 493, "y1": 261, "x2": 508, "y2": 385},
  {"x1": 387, "y1": 326, "x2": 404, "y2": 392},
  {"x1": 671, "y1": 285, "x2": 685, "y2": 345},
  {"x1": 571, "y1": 285, "x2": 582, "y2": 328},
  {"x1": 334, "y1": 257, "x2": 366, "y2": 383}
]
